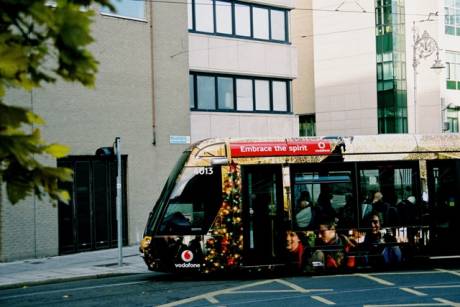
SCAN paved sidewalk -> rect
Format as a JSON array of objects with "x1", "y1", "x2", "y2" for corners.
[{"x1": 0, "y1": 245, "x2": 148, "y2": 289}]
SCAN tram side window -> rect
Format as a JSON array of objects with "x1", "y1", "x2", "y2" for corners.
[
  {"x1": 158, "y1": 167, "x2": 222, "y2": 235},
  {"x1": 293, "y1": 170, "x2": 353, "y2": 230},
  {"x1": 359, "y1": 165, "x2": 420, "y2": 227}
]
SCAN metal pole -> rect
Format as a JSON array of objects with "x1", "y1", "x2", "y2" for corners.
[
  {"x1": 115, "y1": 137, "x2": 123, "y2": 266},
  {"x1": 412, "y1": 21, "x2": 418, "y2": 135}
]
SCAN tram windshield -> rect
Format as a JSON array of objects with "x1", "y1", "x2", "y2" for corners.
[{"x1": 157, "y1": 166, "x2": 222, "y2": 235}]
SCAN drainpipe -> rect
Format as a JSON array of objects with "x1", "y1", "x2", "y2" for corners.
[{"x1": 149, "y1": 0, "x2": 156, "y2": 146}]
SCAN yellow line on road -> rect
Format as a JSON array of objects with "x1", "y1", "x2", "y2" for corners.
[
  {"x1": 275, "y1": 279, "x2": 332, "y2": 293},
  {"x1": 355, "y1": 273, "x2": 395, "y2": 286},
  {"x1": 436, "y1": 269, "x2": 460, "y2": 277},
  {"x1": 364, "y1": 303, "x2": 446, "y2": 307},
  {"x1": 415, "y1": 284, "x2": 460, "y2": 289},
  {"x1": 399, "y1": 287, "x2": 427, "y2": 296},
  {"x1": 433, "y1": 297, "x2": 460, "y2": 307},
  {"x1": 156, "y1": 279, "x2": 274, "y2": 307},
  {"x1": 205, "y1": 296, "x2": 219, "y2": 304},
  {"x1": 311, "y1": 295, "x2": 336, "y2": 305}
]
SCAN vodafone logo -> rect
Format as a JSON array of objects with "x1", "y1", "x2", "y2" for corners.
[{"x1": 181, "y1": 250, "x2": 194, "y2": 263}]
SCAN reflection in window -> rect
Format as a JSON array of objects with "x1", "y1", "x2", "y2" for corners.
[
  {"x1": 253, "y1": 7, "x2": 269, "y2": 40},
  {"x1": 190, "y1": 72, "x2": 290, "y2": 113},
  {"x1": 100, "y1": 0, "x2": 145, "y2": 19},
  {"x1": 235, "y1": 3, "x2": 251, "y2": 37},
  {"x1": 271, "y1": 10, "x2": 286, "y2": 41},
  {"x1": 189, "y1": 75, "x2": 195, "y2": 108},
  {"x1": 255, "y1": 80, "x2": 270, "y2": 111},
  {"x1": 197, "y1": 76, "x2": 215, "y2": 110},
  {"x1": 217, "y1": 77, "x2": 234, "y2": 110},
  {"x1": 195, "y1": 0, "x2": 214, "y2": 32},
  {"x1": 272, "y1": 81, "x2": 287, "y2": 111},
  {"x1": 293, "y1": 170, "x2": 353, "y2": 230},
  {"x1": 158, "y1": 167, "x2": 222, "y2": 234},
  {"x1": 236, "y1": 79, "x2": 253, "y2": 111},
  {"x1": 216, "y1": 1, "x2": 232, "y2": 34}
]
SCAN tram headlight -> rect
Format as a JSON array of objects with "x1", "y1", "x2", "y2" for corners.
[{"x1": 140, "y1": 236, "x2": 152, "y2": 251}]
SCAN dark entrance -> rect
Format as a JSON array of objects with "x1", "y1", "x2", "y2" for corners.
[
  {"x1": 57, "y1": 156, "x2": 128, "y2": 254},
  {"x1": 427, "y1": 159, "x2": 460, "y2": 256},
  {"x1": 242, "y1": 165, "x2": 285, "y2": 265}
]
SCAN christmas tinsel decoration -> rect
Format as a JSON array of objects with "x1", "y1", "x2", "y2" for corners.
[{"x1": 203, "y1": 163, "x2": 243, "y2": 273}]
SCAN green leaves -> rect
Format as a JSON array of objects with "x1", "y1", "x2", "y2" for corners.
[{"x1": 0, "y1": 0, "x2": 114, "y2": 205}]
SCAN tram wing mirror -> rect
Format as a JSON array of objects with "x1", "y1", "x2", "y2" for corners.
[
  {"x1": 211, "y1": 157, "x2": 229, "y2": 165},
  {"x1": 95, "y1": 147, "x2": 114, "y2": 156}
]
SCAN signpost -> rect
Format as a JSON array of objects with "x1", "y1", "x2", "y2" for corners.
[{"x1": 114, "y1": 137, "x2": 122, "y2": 266}]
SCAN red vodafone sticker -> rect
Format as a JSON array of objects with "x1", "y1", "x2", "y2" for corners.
[
  {"x1": 230, "y1": 140, "x2": 332, "y2": 157},
  {"x1": 181, "y1": 250, "x2": 194, "y2": 262}
]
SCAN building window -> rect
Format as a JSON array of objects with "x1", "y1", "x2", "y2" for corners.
[
  {"x1": 446, "y1": 51, "x2": 460, "y2": 90},
  {"x1": 299, "y1": 114, "x2": 316, "y2": 136},
  {"x1": 444, "y1": 0, "x2": 460, "y2": 36},
  {"x1": 217, "y1": 77, "x2": 234, "y2": 109},
  {"x1": 216, "y1": 1, "x2": 232, "y2": 34},
  {"x1": 197, "y1": 75, "x2": 216, "y2": 110},
  {"x1": 100, "y1": 0, "x2": 145, "y2": 20},
  {"x1": 447, "y1": 107, "x2": 459, "y2": 132},
  {"x1": 190, "y1": 72, "x2": 291, "y2": 113},
  {"x1": 236, "y1": 79, "x2": 254, "y2": 111},
  {"x1": 195, "y1": 0, "x2": 214, "y2": 32},
  {"x1": 189, "y1": 0, "x2": 289, "y2": 43},
  {"x1": 375, "y1": 0, "x2": 408, "y2": 134}
]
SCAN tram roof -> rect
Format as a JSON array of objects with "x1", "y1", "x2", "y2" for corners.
[{"x1": 186, "y1": 134, "x2": 460, "y2": 166}]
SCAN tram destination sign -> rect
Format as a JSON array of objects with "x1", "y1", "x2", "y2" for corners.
[{"x1": 230, "y1": 140, "x2": 332, "y2": 157}]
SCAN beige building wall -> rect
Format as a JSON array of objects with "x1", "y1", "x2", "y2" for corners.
[
  {"x1": 0, "y1": 2, "x2": 190, "y2": 261},
  {"x1": 291, "y1": 0, "x2": 315, "y2": 116},
  {"x1": 312, "y1": 0, "x2": 378, "y2": 136}
]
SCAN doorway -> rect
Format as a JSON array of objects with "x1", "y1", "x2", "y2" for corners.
[
  {"x1": 242, "y1": 165, "x2": 284, "y2": 265},
  {"x1": 57, "y1": 156, "x2": 128, "y2": 254},
  {"x1": 427, "y1": 160, "x2": 460, "y2": 255}
]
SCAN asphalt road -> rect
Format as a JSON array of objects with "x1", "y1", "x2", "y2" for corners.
[{"x1": 1, "y1": 267, "x2": 460, "y2": 306}]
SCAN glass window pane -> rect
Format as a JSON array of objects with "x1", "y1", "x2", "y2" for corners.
[
  {"x1": 196, "y1": 0, "x2": 214, "y2": 33},
  {"x1": 253, "y1": 7, "x2": 269, "y2": 39},
  {"x1": 189, "y1": 75, "x2": 195, "y2": 108},
  {"x1": 101, "y1": 0, "x2": 145, "y2": 19},
  {"x1": 236, "y1": 79, "x2": 253, "y2": 111},
  {"x1": 188, "y1": 1, "x2": 193, "y2": 29},
  {"x1": 216, "y1": 1, "x2": 232, "y2": 34},
  {"x1": 159, "y1": 167, "x2": 222, "y2": 235},
  {"x1": 217, "y1": 77, "x2": 234, "y2": 110},
  {"x1": 197, "y1": 76, "x2": 215, "y2": 110},
  {"x1": 272, "y1": 81, "x2": 287, "y2": 111},
  {"x1": 383, "y1": 62, "x2": 393, "y2": 79},
  {"x1": 255, "y1": 80, "x2": 270, "y2": 110},
  {"x1": 235, "y1": 4, "x2": 251, "y2": 36},
  {"x1": 270, "y1": 10, "x2": 286, "y2": 41}
]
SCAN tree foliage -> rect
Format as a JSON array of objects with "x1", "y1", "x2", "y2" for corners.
[{"x1": 0, "y1": 0, "x2": 114, "y2": 204}]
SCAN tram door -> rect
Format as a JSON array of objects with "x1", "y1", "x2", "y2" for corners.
[
  {"x1": 427, "y1": 160, "x2": 460, "y2": 255},
  {"x1": 242, "y1": 166, "x2": 285, "y2": 265}
]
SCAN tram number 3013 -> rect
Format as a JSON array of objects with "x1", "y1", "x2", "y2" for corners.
[{"x1": 194, "y1": 167, "x2": 214, "y2": 175}]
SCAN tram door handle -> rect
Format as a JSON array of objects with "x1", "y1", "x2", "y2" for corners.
[{"x1": 249, "y1": 208, "x2": 254, "y2": 249}]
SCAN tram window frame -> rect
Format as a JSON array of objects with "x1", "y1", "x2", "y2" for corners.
[
  {"x1": 157, "y1": 166, "x2": 222, "y2": 235},
  {"x1": 291, "y1": 163, "x2": 356, "y2": 231}
]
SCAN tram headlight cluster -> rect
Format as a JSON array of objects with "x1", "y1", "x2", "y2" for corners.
[{"x1": 140, "y1": 236, "x2": 152, "y2": 251}]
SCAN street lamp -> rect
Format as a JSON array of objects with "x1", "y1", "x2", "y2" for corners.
[{"x1": 412, "y1": 21, "x2": 445, "y2": 134}]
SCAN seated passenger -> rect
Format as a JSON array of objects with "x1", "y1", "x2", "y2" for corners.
[
  {"x1": 363, "y1": 214, "x2": 402, "y2": 266},
  {"x1": 296, "y1": 192, "x2": 313, "y2": 228},
  {"x1": 311, "y1": 219, "x2": 345, "y2": 269}
]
